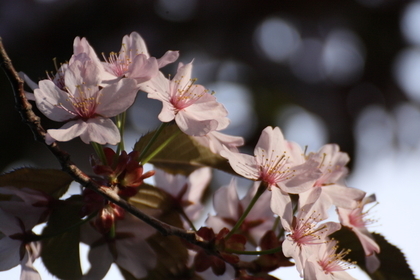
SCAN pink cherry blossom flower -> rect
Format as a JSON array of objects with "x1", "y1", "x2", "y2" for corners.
[
  {"x1": 139, "y1": 61, "x2": 230, "y2": 136},
  {"x1": 154, "y1": 167, "x2": 211, "y2": 224},
  {"x1": 221, "y1": 126, "x2": 321, "y2": 218},
  {"x1": 303, "y1": 241, "x2": 356, "y2": 280},
  {"x1": 0, "y1": 187, "x2": 51, "y2": 280},
  {"x1": 101, "y1": 31, "x2": 179, "y2": 83},
  {"x1": 281, "y1": 203, "x2": 341, "y2": 276},
  {"x1": 80, "y1": 213, "x2": 156, "y2": 279},
  {"x1": 206, "y1": 180, "x2": 275, "y2": 247},
  {"x1": 0, "y1": 209, "x2": 42, "y2": 280},
  {"x1": 299, "y1": 144, "x2": 366, "y2": 218},
  {"x1": 34, "y1": 58, "x2": 138, "y2": 145},
  {"x1": 221, "y1": 126, "x2": 321, "y2": 193},
  {"x1": 337, "y1": 194, "x2": 380, "y2": 273}
]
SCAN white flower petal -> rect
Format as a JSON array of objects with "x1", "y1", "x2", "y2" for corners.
[
  {"x1": 35, "y1": 80, "x2": 75, "y2": 122},
  {"x1": 46, "y1": 120, "x2": 87, "y2": 143},
  {"x1": 79, "y1": 118, "x2": 120, "y2": 145},
  {"x1": 96, "y1": 78, "x2": 138, "y2": 117}
]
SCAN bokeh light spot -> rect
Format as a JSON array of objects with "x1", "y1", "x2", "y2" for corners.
[
  {"x1": 254, "y1": 17, "x2": 301, "y2": 63},
  {"x1": 394, "y1": 47, "x2": 420, "y2": 103},
  {"x1": 208, "y1": 81, "x2": 256, "y2": 138},
  {"x1": 321, "y1": 29, "x2": 365, "y2": 85},
  {"x1": 275, "y1": 105, "x2": 328, "y2": 151},
  {"x1": 401, "y1": 1, "x2": 420, "y2": 45}
]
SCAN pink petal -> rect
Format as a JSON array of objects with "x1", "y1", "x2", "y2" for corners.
[
  {"x1": 0, "y1": 202, "x2": 44, "y2": 232},
  {"x1": 34, "y1": 80, "x2": 75, "y2": 122},
  {"x1": 365, "y1": 254, "x2": 380, "y2": 273},
  {"x1": 205, "y1": 215, "x2": 230, "y2": 233},
  {"x1": 123, "y1": 32, "x2": 149, "y2": 58},
  {"x1": 84, "y1": 243, "x2": 113, "y2": 280},
  {"x1": 353, "y1": 228, "x2": 380, "y2": 256},
  {"x1": 157, "y1": 50, "x2": 180, "y2": 68},
  {"x1": 212, "y1": 180, "x2": 240, "y2": 219},
  {"x1": 79, "y1": 118, "x2": 121, "y2": 145},
  {"x1": 46, "y1": 120, "x2": 87, "y2": 143},
  {"x1": 173, "y1": 62, "x2": 193, "y2": 88},
  {"x1": 220, "y1": 149, "x2": 259, "y2": 180},
  {"x1": 72, "y1": 37, "x2": 101, "y2": 66},
  {"x1": 65, "y1": 59, "x2": 101, "y2": 93},
  {"x1": 19, "y1": 72, "x2": 39, "y2": 91},
  {"x1": 96, "y1": 78, "x2": 138, "y2": 117},
  {"x1": 254, "y1": 127, "x2": 285, "y2": 157},
  {"x1": 282, "y1": 158, "x2": 321, "y2": 194},
  {"x1": 270, "y1": 187, "x2": 293, "y2": 227},
  {"x1": 127, "y1": 55, "x2": 158, "y2": 82},
  {"x1": 20, "y1": 248, "x2": 41, "y2": 280},
  {"x1": 140, "y1": 71, "x2": 170, "y2": 100},
  {"x1": 0, "y1": 237, "x2": 21, "y2": 270},
  {"x1": 116, "y1": 236, "x2": 156, "y2": 279},
  {"x1": 323, "y1": 185, "x2": 365, "y2": 209},
  {"x1": 186, "y1": 167, "x2": 212, "y2": 202},
  {"x1": 154, "y1": 168, "x2": 188, "y2": 197},
  {"x1": 157, "y1": 102, "x2": 176, "y2": 122},
  {"x1": 175, "y1": 111, "x2": 218, "y2": 136}
]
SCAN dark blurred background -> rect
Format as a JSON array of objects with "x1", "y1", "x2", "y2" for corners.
[
  {"x1": 0, "y1": 0, "x2": 411, "y2": 171},
  {"x1": 2, "y1": 1, "x2": 420, "y2": 277}
]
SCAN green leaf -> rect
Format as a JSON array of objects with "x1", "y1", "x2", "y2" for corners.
[
  {"x1": 331, "y1": 227, "x2": 416, "y2": 280},
  {"x1": 129, "y1": 183, "x2": 173, "y2": 212},
  {"x1": 41, "y1": 195, "x2": 84, "y2": 280},
  {"x1": 134, "y1": 124, "x2": 234, "y2": 176},
  {"x1": 0, "y1": 168, "x2": 73, "y2": 199}
]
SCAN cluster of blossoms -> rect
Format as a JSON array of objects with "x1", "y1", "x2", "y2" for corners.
[{"x1": 0, "y1": 32, "x2": 383, "y2": 280}]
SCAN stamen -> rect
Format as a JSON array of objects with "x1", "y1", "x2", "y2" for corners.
[{"x1": 318, "y1": 240, "x2": 356, "y2": 274}]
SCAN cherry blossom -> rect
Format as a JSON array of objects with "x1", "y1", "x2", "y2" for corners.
[
  {"x1": 0, "y1": 209, "x2": 42, "y2": 280},
  {"x1": 154, "y1": 167, "x2": 211, "y2": 224},
  {"x1": 34, "y1": 58, "x2": 138, "y2": 145},
  {"x1": 303, "y1": 241, "x2": 356, "y2": 280},
  {"x1": 206, "y1": 180, "x2": 275, "y2": 247},
  {"x1": 337, "y1": 194, "x2": 380, "y2": 273},
  {"x1": 221, "y1": 126, "x2": 321, "y2": 218},
  {"x1": 80, "y1": 213, "x2": 156, "y2": 279},
  {"x1": 221, "y1": 126, "x2": 321, "y2": 192},
  {"x1": 0, "y1": 187, "x2": 50, "y2": 280},
  {"x1": 281, "y1": 203, "x2": 341, "y2": 276},
  {"x1": 101, "y1": 31, "x2": 179, "y2": 83},
  {"x1": 139, "y1": 61, "x2": 230, "y2": 136},
  {"x1": 299, "y1": 144, "x2": 366, "y2": 218}
]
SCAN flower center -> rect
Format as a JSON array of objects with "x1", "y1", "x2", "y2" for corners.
[
  {"x1": 317, "y1": 241, "x2": 354, "y2": 274},
  {"x1": 258, "y1": 149, "x2": 294, "y2": 186},
  {"x1": 103, "y1": 51, "x2": 131, "y2": 77},
  {"x1": 170, "y1": 77, "x2": 206, "y2": 110},
  {"x1": 57, "y1": 85, "x2": 100, "y2": 120},
  {"x1": 290, "y1": 211, "x2": 326, "y2": 247},
  {"x1": 348, "y1": 205, "x2": 376, "y2": 229}
]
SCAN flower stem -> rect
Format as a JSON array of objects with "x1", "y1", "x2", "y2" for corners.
[
  {"x1": 138, "y1": 122, "x2": 168, "y2": 163},
  {"x1": 225, "y1": 181, "x2": 267, "y2": 240},
  {"x1": 179, "y1": 208, "x2": 197, "y2": 231},
  {"x1": 225, "y1": 245, "x2": 283, "y2": 255},
  {"x1": 91, "y1": 142, "x2": 107, "y2": 164},
  {"x1": 116, "y1": 112, "x2": 127, "y2": 156},
  {"x1": 272, "y1": 216, "x2": 281, "y2": 236}
]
